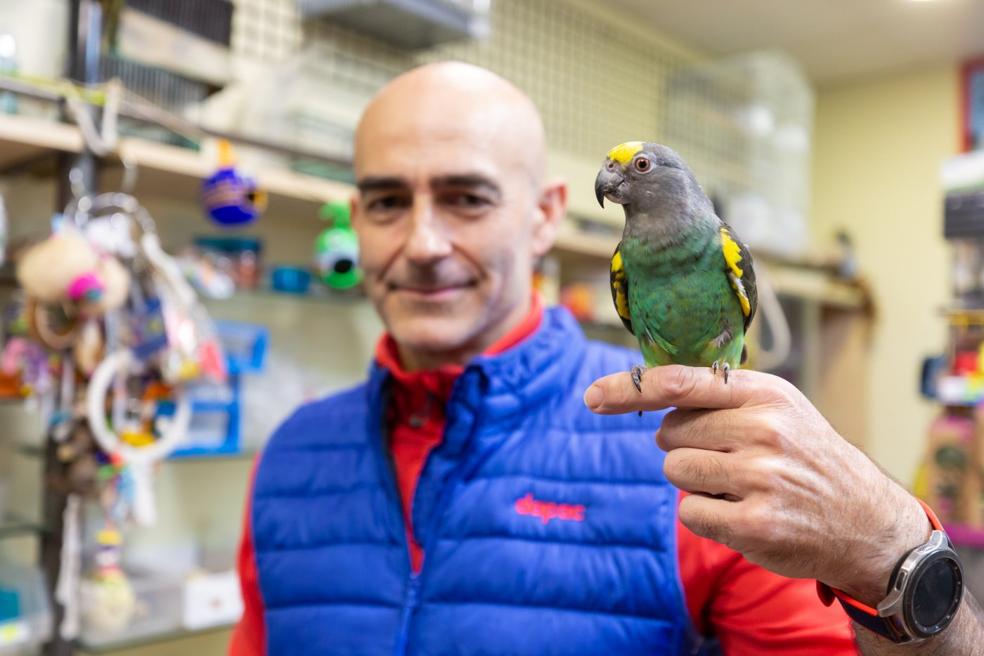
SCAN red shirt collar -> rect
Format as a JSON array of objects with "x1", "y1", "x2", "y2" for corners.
[{"x1": 374, "y1": 292, "x2": 544, "y2": 401}]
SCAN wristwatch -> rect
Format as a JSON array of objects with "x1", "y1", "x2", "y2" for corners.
[{"x1": 817, "y1": 500, "x2": 964, "y2": 643}]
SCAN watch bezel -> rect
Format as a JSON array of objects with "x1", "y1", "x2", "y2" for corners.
[
  {"x1": 876, "y1": 530, "x2": 964, "y2": 641},
  {"x1": 902, "y1": 547, "x2": 964, "y2": 638}
]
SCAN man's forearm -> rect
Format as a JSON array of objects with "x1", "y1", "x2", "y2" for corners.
[{"x1": 855, "y1": 591, "x2": 984, "y2": 655}]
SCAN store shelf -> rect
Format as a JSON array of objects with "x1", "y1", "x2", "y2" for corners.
[
  {"x1": 0, "y1": 513, "x2": 44, "y2": 539},
  {"x1": 0, "y1": 112, "x2": 352, "y2": 216},
  {"x1": 762, "y1": 261, "x2": 867, "y2": 309},
  {"x1": 17, "y1": 441, "x2": 254, "y2": 463},
  {"x1": 75, "y1": 622, "x2": 233, "y2": 654}
]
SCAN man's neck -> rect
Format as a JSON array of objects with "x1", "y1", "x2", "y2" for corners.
[{"x1": 397, "y1": 294, "x2": 537, "y2": 372}]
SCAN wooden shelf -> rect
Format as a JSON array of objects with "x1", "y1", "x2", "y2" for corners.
[
  {"x1": 76, "y1": 622, "x2": 232, "y2": 654},
  {"x1": 0, "y1": 112, "x2": 868, "y2": 309},
  {"x1": 0, "y1": 112, "x2": 352, "y2": 216}
]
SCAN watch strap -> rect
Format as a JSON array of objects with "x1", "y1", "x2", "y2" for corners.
[{"x1": 816, "y1": 498, "x2": 945, "y2": 643}]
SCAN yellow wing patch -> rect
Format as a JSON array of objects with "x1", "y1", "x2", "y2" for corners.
[
  {"x1": 610, "y1": 245, "x2": 634, "y2": 334},
  {"x1": 611, "y1": 250, "x2": 631, "y2": 320},
  {"x1": 721, "y1": 227, "x2": 744, "y2": 277},
  {"x1": 607, "y1": 141, "x2": 644, "y2": 166},
  {"x1": 721, "y1": 227, "x2": 751, "y2": 317}
]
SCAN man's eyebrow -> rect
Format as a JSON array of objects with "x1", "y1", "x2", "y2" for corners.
[
  {"x1": 356, "y1": 176, "x2": 408, "y2": 193},
  {"x1": 431, "y1": 174, "x2": 501, "y2": 194}
]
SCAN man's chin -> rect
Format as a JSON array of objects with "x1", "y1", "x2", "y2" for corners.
[{"x1": 384, "y1": 314, "x2": 480, "y2": 359}]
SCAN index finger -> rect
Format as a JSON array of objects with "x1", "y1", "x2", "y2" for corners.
[{"x1": 583, "y1": 365, "x2": 768, "y2": 414}]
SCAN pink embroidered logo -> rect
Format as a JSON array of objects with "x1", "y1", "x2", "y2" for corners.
[{"x1": 515, "y1": 493, "x2": 586, "y2": 524}]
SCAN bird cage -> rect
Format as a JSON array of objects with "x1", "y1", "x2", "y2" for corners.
[{"x1": 664, "y1": 51, "x2": 815, "y2": 257}]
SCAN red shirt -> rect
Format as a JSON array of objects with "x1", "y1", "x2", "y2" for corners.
[{"x1": 231, "y1": 296, "x2": 856, "y2": 655}]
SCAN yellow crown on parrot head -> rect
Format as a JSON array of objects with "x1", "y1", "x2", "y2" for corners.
[{"x1": 607, "y1": 141, "x2": 644, "y2": 165}]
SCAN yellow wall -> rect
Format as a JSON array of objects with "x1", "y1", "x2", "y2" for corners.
[{"x1": 812, "y1": 65, "x2": 958, "y2": 482}]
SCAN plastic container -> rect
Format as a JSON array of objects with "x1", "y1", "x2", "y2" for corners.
[
  {"x1": 664, "y1": 51, "x2": 814, "y2": 257},
  {"x1": 194, "y1": 237, "x2": 263, "y2": 291},
  {"x1": 0, "y1": 564, "x2": 51, "y2": 655},
  {"x1": 271, "y1": 266, "x2": 312, "y2": 295},
  {"x1": 79, "y1": 570, "x2": 182, "y2": 648}
]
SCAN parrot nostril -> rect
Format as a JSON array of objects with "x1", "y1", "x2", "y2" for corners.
[{"x1": 606, "y1": 161, "x2": 616, "y2": 171}]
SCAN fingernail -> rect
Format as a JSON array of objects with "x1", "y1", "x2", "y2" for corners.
[{"x1": 584, "y1": 385, "x2": 604, "y2": 410}]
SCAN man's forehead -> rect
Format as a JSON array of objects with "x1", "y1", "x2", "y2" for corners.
[{"x1": 356, "y1": 114, "x2": 525, "y2": 183}]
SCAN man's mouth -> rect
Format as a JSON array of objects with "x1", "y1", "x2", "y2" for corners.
[{"x1": 387, "y1": 280, "x2": 476, "y2": 301}]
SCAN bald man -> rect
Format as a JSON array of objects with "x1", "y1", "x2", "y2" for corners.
[{"x1": 230, "y1": 63, "x2": 984, "y2": 655}]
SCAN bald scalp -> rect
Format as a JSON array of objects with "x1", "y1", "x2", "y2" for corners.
[{"x1": 355, "y1": 62, "x2": 547, "y2": 188}]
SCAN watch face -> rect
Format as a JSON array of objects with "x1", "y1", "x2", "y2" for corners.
[{"x1": 906, "y1": 552, "x2": 963, "y2": 637}]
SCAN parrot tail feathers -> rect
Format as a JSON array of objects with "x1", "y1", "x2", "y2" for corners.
[{"x1": 642, "y1": 326, "x2": 678, "y2": 357}]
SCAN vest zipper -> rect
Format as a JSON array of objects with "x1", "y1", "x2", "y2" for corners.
[{"x1": 394, "y1": 571, "x2": 421, "y2": 656}]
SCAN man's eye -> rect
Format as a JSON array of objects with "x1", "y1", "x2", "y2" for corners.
[
  {"x1": 366, "y1": 195, "x2": 408, "y2": 213},
  {"x1": 444, "y1": 193, "x2": 491, "y2": 210}
]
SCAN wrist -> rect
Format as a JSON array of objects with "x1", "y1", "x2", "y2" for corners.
[{"x1": 829, "y1": 489, "x2": 934, "y2": 606}]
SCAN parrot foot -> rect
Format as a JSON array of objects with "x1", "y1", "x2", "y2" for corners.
[
  {"x1": 630, "y1": 365, "x2": 646, "y2": 417},
  {"x1": 711, "y1": 361, "x2": 731, "y2": 384}
]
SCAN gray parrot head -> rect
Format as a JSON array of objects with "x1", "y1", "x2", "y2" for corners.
[{"x1": 595, "y1": 142, "x2": 713, "y2": 240}]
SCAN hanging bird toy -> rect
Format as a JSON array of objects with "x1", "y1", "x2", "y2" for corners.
[{"x1": 202, "y1": 140, "x2": 267, "y2": 227}]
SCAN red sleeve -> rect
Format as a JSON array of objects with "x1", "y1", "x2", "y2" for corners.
[
  {"x1": 678, "y1": 499, "x2": 858, "y2": 654},
  {"x1": 229, "y1": 458, "x2": 266, "y2": 656}
]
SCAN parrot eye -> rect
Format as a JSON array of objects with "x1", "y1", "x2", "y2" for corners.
[{"x1": 633, "y1": 157, "x2": 652, "y2": 173}]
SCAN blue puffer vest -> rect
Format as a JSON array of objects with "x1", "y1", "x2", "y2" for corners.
[{"x1": 251, "y1": 307, "x2": 695, "y2": 655}]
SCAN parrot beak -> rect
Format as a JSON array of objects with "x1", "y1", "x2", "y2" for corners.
[{"x1": 594, "y1": 164, "x2": 624, "y2": 208}]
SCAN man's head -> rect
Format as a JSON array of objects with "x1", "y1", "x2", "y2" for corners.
[{"x1": 352, "y1": 62, "x2": 566, "y2": 370}]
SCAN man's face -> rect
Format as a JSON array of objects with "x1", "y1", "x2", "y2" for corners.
[{"x1": 353, "y1": 103, "x2": 549, "y2": 361}]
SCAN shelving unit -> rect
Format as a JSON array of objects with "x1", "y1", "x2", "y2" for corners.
[
  {"x1": 0, "y1": 112, "x2": 873, "y2": 316},
  {"x1": 75, "y1": 622, "x2": 232, "y2": 654}
]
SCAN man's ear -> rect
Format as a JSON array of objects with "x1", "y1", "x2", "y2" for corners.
[
  {"x1": 531, "y1": 178, "x2": 567, "y2": 257},
  {"x1": 349, "y1": 194, "x2": 361, "y2": 234}
]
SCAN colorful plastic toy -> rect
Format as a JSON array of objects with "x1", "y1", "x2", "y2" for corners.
[
  {"x1": 315, "y1": 201, "x2": 361, "y2": 290},
  {"x1": 202, "y1": 140, "x2": 267, "y2": 227}
]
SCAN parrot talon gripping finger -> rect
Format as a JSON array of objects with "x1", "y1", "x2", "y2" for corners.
[
  {"x1": 711, "y1": 361, "x2": 719, "y2": 375},
  {"x1": 722, "y1": 362, "x2": 731, "y2": 384},
  {"x1": 630, "y1": 365, "x2": 646, "y2": 393}
]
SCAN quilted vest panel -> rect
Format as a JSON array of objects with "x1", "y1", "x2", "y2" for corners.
[{"x1": 252, "y1": 308, "x2": 694, "y2": 655}]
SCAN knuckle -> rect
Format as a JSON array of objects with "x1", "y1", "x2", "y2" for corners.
[
  {"x1": 756, "y1": 416, "x2": 787, "y2": 449},
  {"x1": 660, "y1": 365, "x2": 696, "y2": 401},
  {"x1": 743, "y1": 501, "x2": 779, "y2": 544}
]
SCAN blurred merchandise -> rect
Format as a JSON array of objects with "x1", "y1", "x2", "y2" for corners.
[
  {"x1": 533, "y1": 255, "x2": 560, "y2": 307},
  {"x1": 665, "y1": 51, "x2": 813, "y2": 257},
  {"x1": 0, "y1": 1, "x2": 66, "y2": 80},
  {"x1": 0, "y1": 34, "x2": 17, "y2": 116},
  {"x1": 271, "y1": 266, "x2": 312, "y2": 295},
  {"x1": 172, "y1": 320, "x2": 267, "y2": 458},
  {"x1": 0, "y1": 564, "x2": 52, "y2": 655},
  {"x1": 181, "y1": 570, "x2": 241, "y2": 630},
  {"x1": 193, "y1": 236, "x2": 263, "y2": 291},
  {"x1": 560, "y1": 283, "x2": 595, "y2": 322},
  {"x1": 914, "y1": 412, "x2": 977, "y2": 525},
  {"x1": 79, "y1": 568, "x2": 181, "y2": 647},
  {"x1": 315, "y1": 201, "x2": 361, "y2": 290},
  {"x1": 297, "y1": 0, "x2": 490, "y2": 49},
  {"x1": 198, "y1": 49, "x2": 364, "y2": 167},
  {"x1": 116, "y1": 0, "x2": 233, "y2": 85},
  {"x1": 202, "y1": 141, "x2": 267, "y2": 227}
]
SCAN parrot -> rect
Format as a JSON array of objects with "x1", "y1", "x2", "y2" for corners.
[{"x1": 594, "y1": 141, "x2": 757, "y2": 390}]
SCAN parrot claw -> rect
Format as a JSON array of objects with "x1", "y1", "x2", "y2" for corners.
[
  {"x1": 630, "y1": 365, "x2": 646, "y2": 417},
  {"x1": 711, "y1": 361, "x2": 731, "y2": 384}
]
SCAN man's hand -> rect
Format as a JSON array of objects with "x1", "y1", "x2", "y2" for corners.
[{"x1": 583, "y1": 365, "x2": 930, "y2": 606}]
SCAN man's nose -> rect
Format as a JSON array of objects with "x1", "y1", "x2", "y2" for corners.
[{"x1": 403, "y1": 196, "x2": 453, "y2": 262}]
